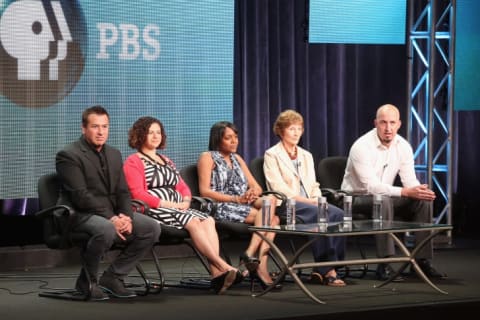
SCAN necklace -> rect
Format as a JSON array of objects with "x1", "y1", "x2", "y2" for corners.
[
  {"x1": 139, "y1": 151, "x2": 165, "y2": 165},
  {"x1": 284, "y1": 145, "x2": 297, "y2": 160}
]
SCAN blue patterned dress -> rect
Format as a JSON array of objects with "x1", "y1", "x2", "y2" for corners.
[{"x1": 210, "y1": 151, "x2": 252, "y2": 222}]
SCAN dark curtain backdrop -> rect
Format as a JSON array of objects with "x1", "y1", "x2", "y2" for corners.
[
  {"x1": 234, "y1": 0, "x2": 408, "y2": 163},
  {"x1": 233, "y1": 0, "x2": 480, "y2": 235}
]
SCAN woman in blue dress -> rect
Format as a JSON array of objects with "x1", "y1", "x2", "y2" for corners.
[{"x1": 197, "y1": 121, "x2": 281, "y2": 290}]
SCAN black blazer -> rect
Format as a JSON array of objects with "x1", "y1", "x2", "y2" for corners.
[{"x1": 56, "y1": 136, "x2": 132, "y2": 226}]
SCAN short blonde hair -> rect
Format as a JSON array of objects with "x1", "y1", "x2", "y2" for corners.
[{"x1": 273, "y1": 109, "x2": 304, "y2": 137}]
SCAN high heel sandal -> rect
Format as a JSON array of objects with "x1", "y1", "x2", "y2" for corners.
[
  {"x1": 239, "y1": 252, "x2": 260, "y2": 273},
  {"x1": 233, "y1": 270, "x2": 245, "y2": 285},
  {"x1": 249, "y1": 269, "x2": 283, "y2": 292},
  {"x1": 210, "y1": 269, "x2": 237, "y2": 294}
]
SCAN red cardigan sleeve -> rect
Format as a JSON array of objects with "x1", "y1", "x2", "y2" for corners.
[
  {"x1": 123, "y1": 154, "x2": 161, "y2": 209},
  {"x1": 161, "y1": 155, "x2": 192, "y2": 198},
  {"x1": 176, "y1": 177, "x2": 192, "y2": 198}
]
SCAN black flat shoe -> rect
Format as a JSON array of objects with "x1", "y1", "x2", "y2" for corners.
[
  {"x1": 413, "y1": 259, "x2": 447, "y2": 279},
  {"x1": 376, "y1": 263, "x2": 405, "y2": 282},
  {"x1": 211, "y1": 270, "x2": 236, "y2": 295},
  {"x1": 239, "y1": 252, "x2": 260, "y2": 272}
]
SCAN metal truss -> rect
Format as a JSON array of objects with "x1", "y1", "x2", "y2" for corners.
[{"x1": 406, "y1": 0, "x2": 454, "y2": 244}]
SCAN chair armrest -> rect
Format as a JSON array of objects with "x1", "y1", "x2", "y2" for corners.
[
  {"x1": 132, "y1": 199, "x2": 150, "y2": 215},
  {"x1": 191, "y1": 196, "x2": 218, "y2": 217},
  {"x1": 321, "y1": 188, "x2": 350, "y2": 207},
  {"x1": 35, "y1": 204, "x2": 75, "y2": 220},
  {"x1": 261, "y1": 190, "x2": 287, "y2": 202},
  {"x1": 35, "y1": 205, "x2": 76, "y2": 249},
  {"x1": 261, "y1": 190, "x2": 288, "y2": 213},
  {"x1": 191, "y1": 195, "x2": 208, "y2": 210}
]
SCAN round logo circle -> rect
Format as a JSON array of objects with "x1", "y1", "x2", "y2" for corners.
[{"x1": 0, "y1": 0, "x2": 87, "y2": 108}]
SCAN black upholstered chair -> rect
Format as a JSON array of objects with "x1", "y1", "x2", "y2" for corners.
[
  {"x1": 316, "y1": 156, "x2": 347, "y2": 188},
  {"x1": 316, "y1": 156, "x2": 373, "y2": 278},
  {"x1": 248, "y1": 157, "x2": 268, "y2": 192},
  {"x1": 316, "y1": 156, "x2": 352, "y2": 208},
  {"x1": 35, "y1": 173, "x2": 156, "y2": 300},
  {"x1": 248, "y1": 156, "x2": 287, "y2": 216}
]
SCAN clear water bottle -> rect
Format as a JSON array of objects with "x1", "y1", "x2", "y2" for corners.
[
  {"x1": 261, "y1": 197, "x2": 271, "y2": 227},
  {"x1": 317, "y1": 196, "x2": 328, "y2": 232},
  {"x1": 343, "y1": 195, "x2": 352, "y2": 222},
  {"x1": 372, "y1": 194, "x2": 382, "y2": 223},
  {"x1": 286, "y1": 198, "x2": 296, "y2": 226},
  {"x1": 317, "y1": 196, "x2": 328, "y2": 224}
]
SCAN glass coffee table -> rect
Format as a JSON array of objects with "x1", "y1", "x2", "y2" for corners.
[{"x1": 249, "y1": 220, "x2": 452, "y2": 304}]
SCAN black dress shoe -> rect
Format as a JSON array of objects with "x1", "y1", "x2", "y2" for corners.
[
  {"x1": 75, "y1": 277, "x2": 109, "y2": 301},
  {"x1": 415, "y1": 260, "x2": 448, "y2": 279},
  {"x1": 376, "y1": 263, "x2": 405, "y2": 282},
  {"x1": 99, "y1": 272, "x2": 137, "y2": 298},
  {"x1": 75, "y1": 269, "x2": 109, "y2": 301}
]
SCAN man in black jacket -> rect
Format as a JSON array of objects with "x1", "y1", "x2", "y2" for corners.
[{"x1": 56, "y1": 105, "x2": 160, "y2": 300}]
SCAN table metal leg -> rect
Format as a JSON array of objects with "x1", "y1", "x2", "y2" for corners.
[
  {"x1": 375, "y1": 230, "x2": 448, "y2": 294},
  {"x1": 251, "y1": 231, "x2": 326, "y2": 304},
  {"x1": 250, "y1": 227, "x2": 449, "y2": 304}
]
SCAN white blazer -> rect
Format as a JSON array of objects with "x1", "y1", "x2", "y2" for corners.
[{"x1": 263, "y1": 142, "x2": 322, "y2": 200}]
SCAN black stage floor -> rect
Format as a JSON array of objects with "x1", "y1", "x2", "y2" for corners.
[{"x1": 1, "y1": 236, "x2": 479, "y2": 320}]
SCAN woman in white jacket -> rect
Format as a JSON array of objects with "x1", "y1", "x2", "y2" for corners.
[{"x1": 263, "y1": 109, "x2": 346, "y2": 287}]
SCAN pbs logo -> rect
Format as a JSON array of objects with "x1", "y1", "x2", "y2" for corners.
[{"x1": 0, "y1": 0, "x2": 87, "y2": 108}]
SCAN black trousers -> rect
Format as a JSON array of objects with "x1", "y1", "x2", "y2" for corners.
[
  {"x1": 352, "y1": 195, "x2": 433, "y2": 259},
  {"x1": 74, "y1": 212, "x2": 161, "y2": 281}
]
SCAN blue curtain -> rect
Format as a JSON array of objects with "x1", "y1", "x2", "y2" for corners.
[
  {"x1": 233, "y1": 0, "x2": 480, "y2": 233},
  {"x1": 234, "y1": 0, "x2": 408, "y2": 163}
]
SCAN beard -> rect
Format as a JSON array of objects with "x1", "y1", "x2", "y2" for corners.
[{"x1": 380, "y1": 136, "x2": 393, "y2": 146}]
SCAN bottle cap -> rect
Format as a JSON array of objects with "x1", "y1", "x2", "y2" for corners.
[
  {"x1": 374, "y1": 194, "x2": 383, "y2": 202},
  {"x1": 288, "y1": 198, "x2": 296, "y2": 205},
  {"x1": 344, "y1": 195, "x2": 352, "y2": 203},
  {"x1": 319, "y1": 196, "x2": 327, "y2": 204},
  {"x1": 262, "y1": 197, "x2": 271, "y2": 205}
]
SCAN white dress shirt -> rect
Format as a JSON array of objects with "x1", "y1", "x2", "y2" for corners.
[{"x1": 341, "y1": 128, "x2": 420, "y2": 197}]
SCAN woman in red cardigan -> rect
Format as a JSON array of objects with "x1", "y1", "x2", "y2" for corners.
[{"x1": 123, "y1": 116, "x2": 239, "y2": 295}]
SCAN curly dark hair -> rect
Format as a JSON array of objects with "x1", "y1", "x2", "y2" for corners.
[
  {"x1": 208, "y1": 121, "x2": 238, "y2": 151},
  {"x1": 128, "y1": 116, "x2": 167, "y2": 150}
]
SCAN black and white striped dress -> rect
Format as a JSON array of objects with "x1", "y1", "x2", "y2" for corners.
[{"x1": 143, "y1": 157, "x2": 209, "y2": 229}]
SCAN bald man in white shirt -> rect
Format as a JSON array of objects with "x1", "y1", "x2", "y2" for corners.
[{"x1": 342, "y1": 104, "x2": 446, "y2": 280}]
